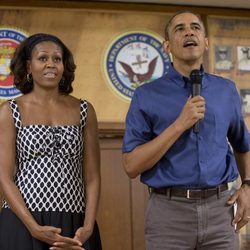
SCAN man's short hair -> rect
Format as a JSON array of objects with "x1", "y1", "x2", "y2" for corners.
[{"x1": 164, "y1": 10, "x2": 206, "y2": 40}]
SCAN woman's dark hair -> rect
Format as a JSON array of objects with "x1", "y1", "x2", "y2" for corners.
[{"x1": 10, "y1": 33, "x2": 76, "y2": 94}]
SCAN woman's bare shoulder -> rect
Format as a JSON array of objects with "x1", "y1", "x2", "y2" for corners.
[
  {"x1": 0, "y1": 100, "x2": 14, "y2": 125},
  {"x1": 84, "y1": 100, "x2": 97, "y2": 123},
  {"x1": 0, "y1": 100, "x2": 11, "y2": 115}
]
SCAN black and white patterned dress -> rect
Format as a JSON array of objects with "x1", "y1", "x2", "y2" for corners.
[{"x1": 0, "y1": 99, "x2": 102, "y2": 250}]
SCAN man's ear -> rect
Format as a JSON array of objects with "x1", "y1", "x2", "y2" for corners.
[
  {"x1": 205, "y1": 37, "x2": 209, "y2": 51},
  {"x1": 163, "y1": 40, "x2": 171, "y2": 54}
]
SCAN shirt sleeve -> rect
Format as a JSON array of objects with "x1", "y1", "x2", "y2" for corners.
[
  {"x1": 122, "y1": 89, "x2": 152, "y2": 153},
  {"x1": 228, "y1": 84, "x2": 250, "y2": 153}
]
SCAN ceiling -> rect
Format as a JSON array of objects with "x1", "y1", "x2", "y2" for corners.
[{"x1": 94, "y1": 0, "x2": 250, "y2": 9}]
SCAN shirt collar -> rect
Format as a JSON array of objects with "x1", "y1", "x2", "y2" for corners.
[{"x1": 167, "y1": 63, "x2": 207, "y2": 89}]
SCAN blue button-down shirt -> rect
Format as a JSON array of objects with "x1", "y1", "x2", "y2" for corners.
[{"x1": 123, "y1": 65, "x2": 250, "y2": 188}]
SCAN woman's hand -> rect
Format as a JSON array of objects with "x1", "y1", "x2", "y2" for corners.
[
  {"x1": 73, "y1": 226, "x2": 93, "y2": 245},
  {"x1": 47, "y1": 226, "x2": 93, "y2": 250},
  {"x1": 31, "y1": 225, "x2": 83, "y2": 248}
]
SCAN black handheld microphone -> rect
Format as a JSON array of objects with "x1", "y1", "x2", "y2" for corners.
[{"x1": 190, "y1": 69, "x2": 202, "y2": 133}]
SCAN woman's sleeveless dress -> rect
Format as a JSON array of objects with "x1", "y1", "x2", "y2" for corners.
[{"x1": 0, "y1": 99, "x2": 102, "y2": 250}]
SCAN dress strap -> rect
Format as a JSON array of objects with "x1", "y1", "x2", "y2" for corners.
[
  {"x1": 80, "y1": 99, "x2": 88, "y2": 130},
  {"x1": 8, "y1": 99, "x2": 22, "y2": 130}
]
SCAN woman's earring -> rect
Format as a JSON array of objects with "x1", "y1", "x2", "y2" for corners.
[{"x1": 26, "y1": 73, "x2": 32, "y2": 83}]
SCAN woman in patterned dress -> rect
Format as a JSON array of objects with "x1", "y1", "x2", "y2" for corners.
[{"x1": 0, "y1": 33, "x2": 101, "y2": 250}]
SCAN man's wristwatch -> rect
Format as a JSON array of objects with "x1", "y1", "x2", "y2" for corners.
[{"x1": 241, "y1": 179, "x2": 250, "y2": 186}]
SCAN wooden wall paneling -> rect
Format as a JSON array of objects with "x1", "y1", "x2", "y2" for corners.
[
  {"x1": 1, "y1": 1, "x2": 250, "y2": 18},
  {"x1": 98, "y1": 123, "x2": 147, "y2": 250},
  {"x1": 207, "y1": 15, "x2": 250, "y2": 131},
  {"x1": 97, "y1": 137, "x2": 133, "y2": 250}
]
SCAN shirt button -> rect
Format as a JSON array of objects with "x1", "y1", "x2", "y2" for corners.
[{"x1": 198, "y1": 136, "x2": 202, "y2": 140}]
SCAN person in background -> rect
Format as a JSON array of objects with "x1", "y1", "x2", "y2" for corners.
[
  {"x1": 238, "y1": 46, "x2": 250, "y2": 71},
  {"x1": 122, "y1": 11, "x2": 250, "y2": 250},
  {"x1": 0, "y1": 33, "x2": 102, "y2": 250},
  {"x1": 215, "y1": 46, "x2": 232, "y2": 70}
]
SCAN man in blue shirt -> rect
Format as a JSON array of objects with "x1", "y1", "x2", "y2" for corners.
[{"x1": 123, "y1": 10, "x2": 250, "y2": 250}]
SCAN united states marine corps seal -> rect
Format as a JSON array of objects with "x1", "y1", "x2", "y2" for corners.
[
  {"x1": 0, "y1": 27, "x2": 29, "y2": 103},
  {"x1": 102, "y1": 30, "x2": 171, "y2": 101}
]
